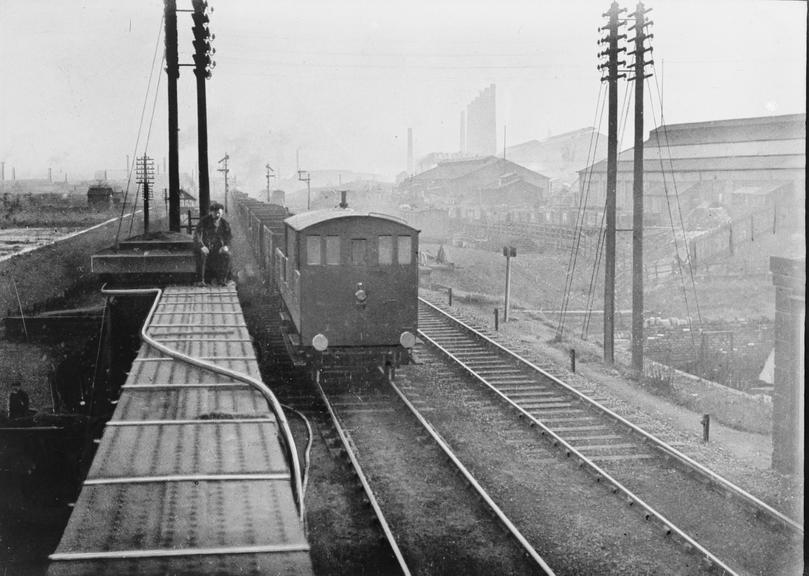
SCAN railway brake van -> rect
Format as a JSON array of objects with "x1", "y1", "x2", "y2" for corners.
[{"x1": 277, "y1": 207, "x2": 419, "y2": 369}]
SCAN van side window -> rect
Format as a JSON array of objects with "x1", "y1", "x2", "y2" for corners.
[
  {"x1": 398, "y1": 235, "x2": 412, "y2": 264},
  {"x1": 378, "y1": 235, "x2": 393, "y2": 265},
  {"x1": 351, "y1": 239, "x2": 367, "y2": 265},
  {"x1": 326, "y1": 236, "x2": 340, "y2": 265},
  {"x1": 306, "y1": 236, "x2": 321, "y2": 265}
]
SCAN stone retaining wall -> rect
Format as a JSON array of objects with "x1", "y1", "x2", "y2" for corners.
[{"x1": 0, "y1": 215, "x2": 144, "y2": 315}]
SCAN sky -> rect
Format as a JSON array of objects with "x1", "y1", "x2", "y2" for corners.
[{"x1": 0, "y1": 0, "x2": 805, "y2": 192}]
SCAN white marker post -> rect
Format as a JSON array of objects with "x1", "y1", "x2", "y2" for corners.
[{"x1": 503, "y1": 246, "x2": 516, "y2": 322}]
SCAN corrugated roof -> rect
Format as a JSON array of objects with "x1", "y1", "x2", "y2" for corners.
[
  {"x1": 284, "y1": 208, "x2": 415, "y2": 231},
  {"x1": 50, "y1": 285, "x2": 313, "y2": 576},
  {"x1": 413, "y1": 156, "x2": 500, "y2": 181},
  {"x1": 582, "y1": 154, "x2": 805, "y2": 174}
]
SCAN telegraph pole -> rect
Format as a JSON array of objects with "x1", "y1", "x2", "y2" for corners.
[
  {"x1": 598, "y1": 2, "x2": 626, "y2": 364},
  {"x1": 191, "y1": 0, "x2": 215, "y2": 216},
  {"x1": 265, "y1": 164, "x2": 275, "y2": 202},
  {"x1": 136, "y1": 155, "x2": 155, "y2": 234},
  {"x1": 630, "y1": 2, "x2": 653, "y2": 373},
  {"x1": 217, "y1": 154, "x2": 230, "y2": 212},
  {"x1": 298, "y1": 170, "x2": 311, "y2": 210},
  {"x1": 164, "y1": 0, "x2": 180, "y2": 231}
]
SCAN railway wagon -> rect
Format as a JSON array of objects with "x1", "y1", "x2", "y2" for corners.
[
  {"x1": 277, "y1": 207, "x2": 419, "y2": 368},
  {"x1": 234, "y1": 193, "x2": 290, "y2": 284}
]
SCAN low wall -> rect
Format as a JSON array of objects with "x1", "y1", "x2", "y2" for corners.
[
  {"x1": 643, "y1": 357, "x2": 772, "y2": 434},
  {"x1": 0, "y1": 215, "x2": 146, "y2": 315}
]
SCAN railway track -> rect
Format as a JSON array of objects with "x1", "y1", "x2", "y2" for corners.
[
  {"x1": 416, "y1": 296, "x2": 803, "y2": 576},
  {"x1": 314, "y1": 366, "x2": 551, "y2": 575}
]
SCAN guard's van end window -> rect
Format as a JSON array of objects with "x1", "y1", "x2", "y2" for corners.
[
  {"x1": 398, "y1": 235, "x2": 412, "y2": 265},
  {"x1": 326, "y1": 236, "x2": 340, "y2": 265},
  {"x1": 378, "y1": 235, "x2": 393, "y2": 265},
  {"x1": 306, "y1": 236, "x2": 321, "y2": 265},
  {"x1": 351, "y1": 239, "x2": 367, "y2": 265}
]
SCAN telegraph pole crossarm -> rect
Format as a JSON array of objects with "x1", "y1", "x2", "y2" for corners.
[{"x1": 191, "y1": 0, "x2": 215, "y2": 216}]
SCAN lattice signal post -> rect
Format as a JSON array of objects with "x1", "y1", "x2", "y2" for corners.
[{"x1": 136, "y1": 155, "x2": 156, "y2": 234}]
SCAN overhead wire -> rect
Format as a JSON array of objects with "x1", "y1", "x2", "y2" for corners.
[
  {"x1": 583, "y1": 77, "x2": 633, "y2": 339},
  {"x1": 128, "y1": 49, "x2": 165, "y2": 237},
  {"x1": 649, "y1": 65, "x2": 703, "y2": 326},
  {"x1": 116, "y1": 13, "x2": 165, "y2": 246},
  {"x1": 645, "y1": 78, "x2": 700, "y2": 354},
  {"x1": 555, "y1": 82, "x2": 606, "y2": 339}
]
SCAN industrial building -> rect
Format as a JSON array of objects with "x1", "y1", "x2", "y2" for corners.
[{"x1": 577, "y1": 113, "x2": 805, "y2": 227}]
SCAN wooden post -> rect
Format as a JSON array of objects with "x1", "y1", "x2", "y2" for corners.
[
  {"x1": 701, "y1": 414, "x2": 711, "y2": 442},
  {"x1": 494, "y1": 308, "x2": 499, "y2": 331},
  {"x1": 630, "y1": 3, "x2": 648, "y2": 374},
  {"x1": 503, "y1": 246, "x2": 516, "y2": 322}
]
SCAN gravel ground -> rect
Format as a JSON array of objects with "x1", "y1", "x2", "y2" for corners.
[
  {"x1": 328, "y1": 378, "x2": 539, "y2": 576},
  {"x1": 418, "y1": 289, "x2": 804, "y2": 524},
  {"x1": 395, "y1": 349, "x2": 707, "y2": 576}
]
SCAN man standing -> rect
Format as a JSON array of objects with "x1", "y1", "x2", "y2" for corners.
[{"x1": 194, "y1": 202, "x2": 233, "y2": 285}]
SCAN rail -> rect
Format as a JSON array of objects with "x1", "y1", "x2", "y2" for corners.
[
  {"x1": 383, "y1": 368, "x2": 556, "y2": 575},
  {"x1": 418, "y1": 298, "x2": 742, "y2": 575},
  {"x1": 312, "y1": 373, "x2": 412, "y2": 576},
  {"x1": 419, "y1": 296, "x2": 803, "y2": 535}
]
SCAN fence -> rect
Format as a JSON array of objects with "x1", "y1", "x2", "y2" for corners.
[
  {"x1": 687, "y1": 203, "x2": 786, "y2": 269},
  {"x1": 644, "y1": 319, "x2": 773, "y2": 392},
  {"x1": 454, "y1": 219, "x2": 599, "y2": 255}
]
